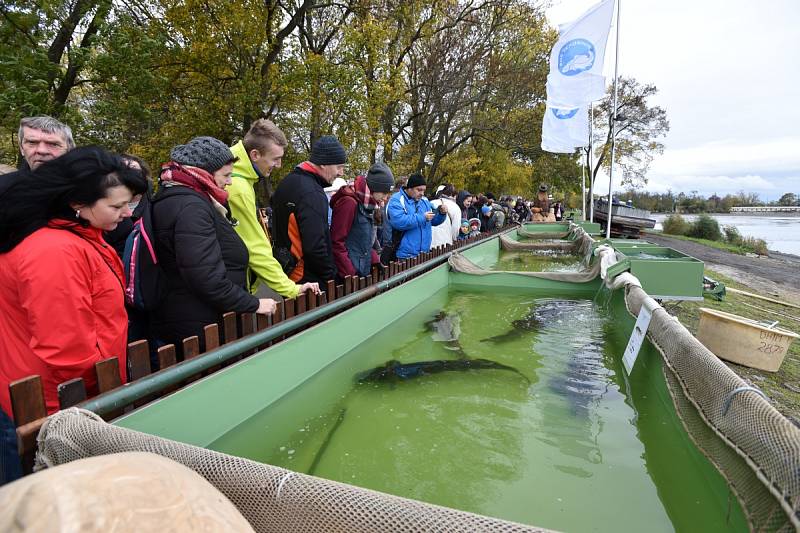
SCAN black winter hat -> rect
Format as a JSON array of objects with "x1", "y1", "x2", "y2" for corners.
[
  {"x1": 366, "y1": 162, "x2": 394, "y2": 193},
  {"x1": 310, "y1": 135, "x2": 347, "y2": 165},
  {"x1": 406, "y1": 173, "x2": 426, "y2": 189},
  {"x1": 170, "y1": 136, "x2": 235, "y2": 173}
]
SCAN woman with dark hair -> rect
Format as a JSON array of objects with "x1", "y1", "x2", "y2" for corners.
[
  {"x1": 150, "y1": 137, "x2": 277, "y2": 353},
  {"x1": 0, "y1": 147, "x2": 146, "y2": 482},
  {"x1": 104, "y1": 154, "x2": 152, "y2": 259}
]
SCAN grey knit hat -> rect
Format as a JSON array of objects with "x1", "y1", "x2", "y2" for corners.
[
  {"x1": 170, "y1": 136, "x2": 235, "y2": 173},
  {"x1": 365, "y1": 162, "x2": 394, "y2": 193},
  {"x1": 309, "y1": 135, "x2": 347, "y2": 165}
]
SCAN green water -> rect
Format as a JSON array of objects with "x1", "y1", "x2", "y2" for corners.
[
  {"x1": 210, "y1": 289, "x2": 746, "y2": 532},
  {"x1": 492, "y1": 250, "x2": 583, "y2": 272}
]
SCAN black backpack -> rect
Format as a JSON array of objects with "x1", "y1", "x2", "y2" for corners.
[{"x1": 121, "y1": 194, "x2": 168, "y2": 310}]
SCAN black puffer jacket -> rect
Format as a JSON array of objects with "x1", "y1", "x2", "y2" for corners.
[
  {"x1": 271, "y1": 164, "x2": 336, "y2": 284},
  {"x1": 150, "y1": 185, "x2": 258, "y2": 349}
]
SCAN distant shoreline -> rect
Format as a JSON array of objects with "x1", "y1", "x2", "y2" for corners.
[{"x1": 651, "y1": 212, "x2": 800, "y2": 217}]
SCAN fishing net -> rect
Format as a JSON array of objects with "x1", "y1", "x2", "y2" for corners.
[
  {"x1": 449, "y1": 224, "x2": 606, "y2": 283},
  {"x1": 34, "y1": 408, "x2": 550, "y2": 533},
  {"x1": 500, "y1": 224, "x2": 595, "y2": 261},
  {"x1": 624, "y1": 285, "x2": 800, "y2": 531}
]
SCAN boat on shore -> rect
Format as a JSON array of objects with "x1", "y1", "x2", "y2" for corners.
[{"x1": 593, "y1": 199, "x2": 656, "y2": 237}]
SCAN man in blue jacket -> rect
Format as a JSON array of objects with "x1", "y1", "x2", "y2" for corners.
[{"x1": 386, "y1": 173, "x2": 447, "y2": 260}]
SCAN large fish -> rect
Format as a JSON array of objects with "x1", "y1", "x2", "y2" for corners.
[
  {"x1": 424, "y1": 310, "x2": 465, "y2": 355},
  {"x1": 356, "y1": 358, "x2": 529, "y2": 384},
  {"x1": 480, "y1": 299, "x2": 581, "y2": 344},
  {"x1": 548, "y1": 340, "x2": 610, "y2": 416}
]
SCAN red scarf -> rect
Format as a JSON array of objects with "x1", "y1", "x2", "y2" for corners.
[
  {"x1": 352, "y1": 175, "x2": 376, "y2": 208},
  {"x1": 160, "y1": 162, "x2": 228, "y2": 205}
]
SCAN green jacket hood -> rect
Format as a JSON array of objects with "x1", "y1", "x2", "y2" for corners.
[{"x1": 230, "y1": 141, "x2": 259, "y2": 184}]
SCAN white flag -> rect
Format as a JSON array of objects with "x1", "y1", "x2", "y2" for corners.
[
  {"x1": 541, "y1": 105, "x2": 589, "y2": 153},
  {"x1": 545, "y1": 0, "x2": 614, "y2": 108}
]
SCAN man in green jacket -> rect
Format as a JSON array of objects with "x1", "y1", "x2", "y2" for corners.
[{"x1": 229, "y1": 119, "x2": 319, "y2": 298}]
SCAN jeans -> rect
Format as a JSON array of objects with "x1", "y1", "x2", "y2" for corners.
[{"x1": 0, "y1": 407, "x2": 22, "y2": 485}]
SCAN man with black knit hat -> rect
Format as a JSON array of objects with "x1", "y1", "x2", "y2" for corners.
[
  {"x1": 330, "y1": 162, "x2": 394, "y2": 278},
  {"x1": 271, "y1": 135, "x2": 347, "y2": 284},
  {"x1": 384, "y1": 172, "x2": 446, "y2": 261}
]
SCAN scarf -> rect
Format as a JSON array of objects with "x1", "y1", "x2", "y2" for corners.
[
  {"x1": 353, "y1": 175, "x2": 376, "y2": 209},
  {"x1": 160, "y1": 162, "x2": 228, "y2": 205}
]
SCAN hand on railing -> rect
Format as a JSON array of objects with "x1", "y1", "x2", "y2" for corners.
[
  {"x1": 256, "y1": 298, "x2": 278, "y2": 315},
  {"x1": 298, "y1": 282, "x2": 321, "y2": 295}
]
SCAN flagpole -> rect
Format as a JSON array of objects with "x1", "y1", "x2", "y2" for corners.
[
  {"x1": 581, "y1": 159, "x2": 586, "y2": 221},
  {"x1": 605, "y1": 0, "x2": 620, "y2": 240},
  {"x1": 589, "y1": 103, "x2": 594, "y2": 222}
]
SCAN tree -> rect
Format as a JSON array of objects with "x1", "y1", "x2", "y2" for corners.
[
  {"x1": 589, "y1": 77, "x2": 669, "y2": 189},
  {"x1": 778, "y1": 192, "x2": 798, "y2": 206}
]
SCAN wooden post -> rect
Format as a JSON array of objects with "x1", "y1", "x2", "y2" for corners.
[
  {"x1": 182, "y1": 336, "x2": 201, "y2": 383},
  {"x1": 95, "y1": 357, "x2": 122, "y2": 393},
  {"x1": 222, "y1": 312, "x2": 238, "y2": 344},
  {"x1": 57, "y1": 378, "x2": 87, "y2": 409},
  {"x1": 203, "y1": 324, "x2": 221, "y2": 374},
  {"x1": 326, "y1": 280, "x2": 336, "y2": 302},
  {"x1": 10, "y1": 376, "x2": 47, "y2": 474},
  {"x1": 126, "y1": 340, "x2": 152, "y2": 382},
  {"x1": 157, "y1": 344, "x2": 177, "y2": 371}
]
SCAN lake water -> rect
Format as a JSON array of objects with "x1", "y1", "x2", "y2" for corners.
[{"x1": 652, "y1": 214, "x2": 800, "y2": 256}]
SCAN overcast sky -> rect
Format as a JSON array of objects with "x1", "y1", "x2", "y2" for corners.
[{"x1": 546, "y1": 0, "x2": 800, "y2": 201}]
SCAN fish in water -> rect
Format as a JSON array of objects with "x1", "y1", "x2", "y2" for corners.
[
  {"x1": 480, "y1": 309, "x2": 541, "y2": 344},
  {"x1": 548, "y1": 340, "x2": 610, "y2": 416},
  {"x1": 424, "y1": 310, "x2": 464, "y2": 354},
  {"x1": 480, "y1": 299, "x2": 581, "y2": 344},
  {"x1": 356, "y1": 358, "x2": 529, "y2": 384}
]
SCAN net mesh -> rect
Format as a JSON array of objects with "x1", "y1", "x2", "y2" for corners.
[
  {"x1": 35, "y1": 409, "x2": 551, "y2": 533},
  {"x1": 624, "y1": 285, "x2": 800, "y2": 531},
  {"x1": 449, "y1": 224, "x2": 603, "y2": 283}
]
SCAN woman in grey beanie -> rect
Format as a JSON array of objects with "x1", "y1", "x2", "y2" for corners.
[{"x1": 149, "y1": 136, "x2": 278, "y2": 355}]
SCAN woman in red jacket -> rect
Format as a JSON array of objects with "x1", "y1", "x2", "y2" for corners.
[{"x1": 0, "y1": 147, "x2": 146, "y2": 432}]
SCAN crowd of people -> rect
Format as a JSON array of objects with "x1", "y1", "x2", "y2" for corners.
[{"x1": 0, "y1": 115, "x2": 567, "y2": 484}]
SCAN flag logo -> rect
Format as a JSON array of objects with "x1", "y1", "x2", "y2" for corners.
[
  {"x1": 558, "y1": 39, "x2": 596, "y2": 76},
  {"x1": 551, "y1": 108, "x2": 579, "y2": 119}
]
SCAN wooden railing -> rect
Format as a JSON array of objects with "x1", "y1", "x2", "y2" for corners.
[
  {"x1": 9, "y1": 228, "x2": 506, "y2": 472},
  {"x1": 9, "y1": 226, "x2": 511, "y2": 473}
]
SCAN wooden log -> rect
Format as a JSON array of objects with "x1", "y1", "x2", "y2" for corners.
[{"x1": 57, "y1": 378, "x2": 87, "y2": 409}]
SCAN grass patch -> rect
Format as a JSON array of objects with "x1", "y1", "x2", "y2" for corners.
[
  {"x1": 665, "y1": 268, "x2": 800, "y2": 424},
  {"x1": 646, "y1": 230, "x2": 769, "y2": 256}
]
